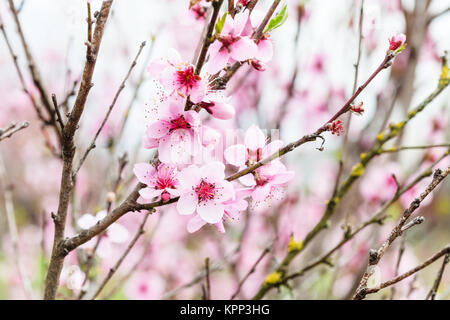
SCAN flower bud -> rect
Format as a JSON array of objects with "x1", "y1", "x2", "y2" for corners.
[{"x1": 388, "y1": 33, "x2": 406, "y2": 51}]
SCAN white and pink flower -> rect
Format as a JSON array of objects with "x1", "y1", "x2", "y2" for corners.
[
  {"x1": 187, "y1": 187, "x2": 249, "y2": 233},
  {"x1": 176, "y1": 162, "x2": 235, "y2": 225},
  {"x1": 148, "y1": 48, "x2": 207, "y2": 103},
  {"x1": 144, "y1": 97, "x2": 201, "y2": 164},
  {"x1": 134, "y1": 163, "x2": 179, "y2": 202},
  {"x1": 224, "y1": 125, "x2": 294, "y2": 207},
  {"x1": 206, "y1": 10, "x2": 258, "y2": 75}
]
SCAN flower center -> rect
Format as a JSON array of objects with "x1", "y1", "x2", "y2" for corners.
[
  {"x1": 219, "y1": 35, "x2": 239, "y2": 52},
  {"x1": 176, "y1": 66, "x2": 201, "y2": 90},
  {"x1": 195, "y1": 179, "x2": 217, "y2": 202},
  {"x1": 169, "y1": 115, "x2": 191, "y2": 131}
]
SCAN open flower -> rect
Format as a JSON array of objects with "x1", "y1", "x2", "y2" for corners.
[
  {"x1": 176, "y1": 162, "x2": 235, "y2": 225},
  {"x1": 224, "y1": 125, "x2": 294, "y2": 207},
  {"x1": 187, "y1": 187, "x2": 249, "y2": 233},
  {"x1": 144, "y1": 97, "x2": 201, "y2": 164},
  {"x1": 206, "y1": 10, "x2": 258, "y2": 74},
  {"x1": 224, "y1": 124, "x2": 284, "y2": 179},
  {"x1": 134, "y1": 163, "x2": 179, "y2": 202},
  {"x1": 148, "y1": 48, "x2": 207, "y2": 103}
]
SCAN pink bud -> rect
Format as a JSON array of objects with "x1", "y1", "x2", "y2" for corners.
[
  {"x1": 350, "y1": 101, "x2": 365, "y2": 115},
  {"x1": 388, "y1": 33, "x2": 406, "y2": 51},
  {"x1": 161, "y1": 191, "x2": 171, "y2": 202},
  {"x1": 250, "y1": 59, "x2": 266, "y2": 71}
]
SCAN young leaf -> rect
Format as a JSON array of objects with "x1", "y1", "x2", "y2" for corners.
[
  {"x1": 264, "y1": 4, "x2": 288, "y2": 33},
  {"x1": 215, "y1": 12, "x2": 228, "y2": 35}
]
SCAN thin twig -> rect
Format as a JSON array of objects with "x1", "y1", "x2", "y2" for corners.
[
  {"x1": 0, "y1": 121, "x2": 29, "y2": 141},
  {"x1": 425, "y1": 252, "x2": 449, "y2": 300},
  {"x1": 90, "y1": 212, "x2": 151, "y2": 300},
  {"x1": 72, "y1": 41, "x2": 146, "y2": 179}
]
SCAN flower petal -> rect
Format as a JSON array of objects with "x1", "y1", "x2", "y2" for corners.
[
  {"x1": 133, "y1": 163, "x2": 156, "y2": 185},
  {"x1": 187, "y1": 214, "x2": 207, "y2": 233},
  {"x1": 230, "y1": 37, "x2": 257, "y2": 62},
  {"x1": 224, "y1": 144, "x2": 248, "y2": 167},
  {"x1": 245, "y1": 124, "x2": 266, "y2": 151},
  {"x1": 177, "y1": 191, "x2": 198, "y2": 215},
  {"x1": 197, "y1": 201, "x2": 224, "y2": 224}
]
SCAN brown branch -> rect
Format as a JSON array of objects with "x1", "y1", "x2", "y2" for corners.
[
  {"x1": 43, "y1": 0, "x2": 114, "y2": 300},
  {"x1": 362, "y1": 245, "x2": 450, "y2": 297},
  {"x1": 195, "y1": 0, "x2": 224, "y2": 75},
  {"x1": 426, "y1": 252, "x2": 450, "y2": 300},
  {"x1": 0, "y1": 121, "x2": 29, "y2": 142},
  {"x1": 353, "y1": 166, "x2": 450, "y2": 300},
  {"x1": 203, "y1": 257, "x2": 211, "y2": 300}
]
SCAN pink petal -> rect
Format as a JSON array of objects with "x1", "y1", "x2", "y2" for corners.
[
  {"x1": 147, "y1": 60, "x2": 167, "y2": 78},
  {"x1": 178, "y1": 164, "x2": 201, "y2": 189},
  {"x1": 146, "y1": 121, "x2": 170, "y2": 139},
  {"x1": 197, "y1": 201, "x2": 224, "y2": 223},
  {"x1": 158, "y1": 130, "x2": 193, "y2": 165},
  {"x1": 245, "y1": 124, "x2": 266, "y2": 151},
  {"x1": 177, "y1": 191, "x2": 198, "y2": 215},
  {"x1": 201, "y1": 161, "x2": 226, "y2": 181},
  {"x1": 270, "y1": 171, "x2": 295, "y2": 185},
  {"x1": 233, "y1": 10, "x2": 250, "y2": 35},
  {"x1": 207, "y1": 43, "x2": 230, "y2": 75},
  {"x1": 143, "y1": 136, "x2": 159, "y2": 149},
  {"x1": 215, "y1": 221, "x2": 226, "y2": 233},
  {"x1": 139, "y1": 187, "x2": 163, "y2": 200},
  {"x1": 133, "y1": 163, "x2": 156, "y2": 185},
  {"x1": 189, "y1": 79, "x2": 206, "y2": 104},
  {"x1": 210, "y1": 101, "x2": 235, "y2": 120},
  {"x1": 255, "y1": 39, "x2": 273, "y2": 62},
  {"x1": 215, "y1": 180, "x2": 235, "y2": 202},
  {"x1": 262, "y1": 140, "x2": 283, "y2": 158},
  {"x1": 224, "y1": 144, "x2": 248, "y2": 167},
  {"x1": 187, "y1": 214, "x2": 207, "y2": 233},
  {"x1": 251, "y1": 184, "x2": 272, "y2": 201},
  {"x1": 230, "y1": 37, "x2": 257, "y2": 62}
]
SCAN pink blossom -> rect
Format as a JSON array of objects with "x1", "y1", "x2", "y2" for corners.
[
  {"x1": 144, "y1": 97, "x2": 201, "y2": 164},
  {"x1": 187, "y1": 187, "x2": 249, "y2": 233},
  {"x1": 147, "y1": 48, "x2": 207, "y2": 103},
  {"x1": 388, "y1": 33, "x2": 406, "y2": 51},
  {"x1": 248, "y1": 10, "x2": 274, "y2": 62},
  {"x1": 224, "y1": 125, "x2": 294, "y2": 207},
  {"x1": 206, "y1": 10, "x2": 258, "y2": 74},
  {"x1": 134, "y1": 163, "x2": 179, "y2": 202},
  {"x1": 176, "y1": 162, "x2": 235, "y2": 225}
]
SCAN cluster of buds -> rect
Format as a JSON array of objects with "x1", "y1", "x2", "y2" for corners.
[
  {"x1": 350, "y1": 101, "x2": 364, "y2": 115},
  {"x1": 328, "y1": 120, "x2": 344, "y2": 136}
]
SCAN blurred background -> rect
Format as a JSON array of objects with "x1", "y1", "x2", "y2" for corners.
[{"x1": 0, "y1": 0, "x2": 449, "y2": 299}]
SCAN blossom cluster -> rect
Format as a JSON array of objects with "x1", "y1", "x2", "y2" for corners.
[{"x1": 132, "y1": 7, "x2": 293, "y2": 233}]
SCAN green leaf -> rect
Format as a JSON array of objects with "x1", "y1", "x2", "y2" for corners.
[
  {"x1": 264, "y1": 4, "x2": 288, "y2": 33},
  {"x1": 215, "y1": 12, "x2": 227, "y2": 35}
]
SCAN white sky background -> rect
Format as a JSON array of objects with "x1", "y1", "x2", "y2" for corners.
[{"x1": 1, "y1": 0, "x2": 449, "y2": 177}]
